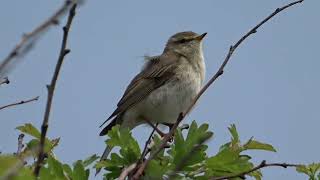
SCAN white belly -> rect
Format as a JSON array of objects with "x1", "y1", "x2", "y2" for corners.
[{"x1": 121, "y1": 70, "x2": 203, "y2": 129}]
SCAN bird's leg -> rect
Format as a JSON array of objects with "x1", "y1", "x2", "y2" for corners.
[{"x1": 143, "y1": 119, "x2": 166, "y2": 137}]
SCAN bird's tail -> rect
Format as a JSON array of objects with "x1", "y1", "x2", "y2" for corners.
[
  {"x1": 96, "y1": 115, "x2": 123, "y2": 175},
  {"x1": 95, "y1": 144, "x2": 113, "y2": 176}
]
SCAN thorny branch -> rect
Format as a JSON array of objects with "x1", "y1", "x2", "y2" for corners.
[
  {"x1": 16, "y1": 134, "x2": 25, "y2": 155},
  {"x1": 33, "y1": 3, "x2": 77, "y2": 177},
  {"x1": 0, "y1": 96, "x2": 39, "y2": 111},
  {"x1": 211, "y1": 160, "x2": 300, "y2": 180},
  {"x1": 119, "y1": 163, "x2": 137, "y2": 180},
  {"x1": 137, "y1": 124, "x2": 157, "y2": 164},
  {"x1": 0, "y1": 77, "x2": 9, "y2": 86},
  {"x1": 131, "y1": 0, "x2": 304, "y2": 179},
  {"x1": 0, "y1": 0, "x2": 73, "y2": 80}
]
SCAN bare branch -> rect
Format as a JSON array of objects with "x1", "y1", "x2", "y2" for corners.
[
  {"x1": 119, "y1": 163, "x2": 137, "y2": 180},
  {"x1": 0, "y1": 0, "x2": 73, "y2": 79},
  {"x1": 0, "y1": 77, "x2": 10, "y2": 86},
  {"x1": 138, "y1": 124, "x2": 157, "y2": 163},
  {"x1": 132, "y1": 0, "x2": 304, "y2": 179},
  {"x1": 0, "y1": 96, "x2": 39, "y2": 111},
  {"x1": 34, "y1": 3, "x2": 77, "y2": 177},
  {"x1": 211, "y1": 160, "x2": 300, "y2": 180},
  {"x1": 16, "y1": 134, "x2": 25, "y2": 155}
]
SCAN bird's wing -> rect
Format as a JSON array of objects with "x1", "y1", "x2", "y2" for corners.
[{"x1": 99, "y1": 54, "x2": 180, "y2": 127}]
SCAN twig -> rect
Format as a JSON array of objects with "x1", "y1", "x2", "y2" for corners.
[
  {"x1": 16, "y1": 134, "x2": 25, "y2": 155},
  {"x1": 0, "y1": 96, "x2": 39, "y2": 111},
  {"x1": 138, "y1": 124, "x2": 157, "y2": 164},
  {"x1": 211, "y1": 160, "x2": 300, "y2": 180},
  {"x1": 132, "y1": 0, "x2": 304, "y2": 179},
  {"x1": 118, "y1": 163, "x2": 137, "y2": 180},
  {"x1": 132, "y1": 113, "x2": 184, "y2": 180},
  {"x1": 0, "y1": 0, "x2": 72, "y2": 79},
  {"x1": 0, "y1": 77, "x2": 10, "y2": 86},
  {"x1": 34, "y1": 3, "x2": 77, "y2": 177}
]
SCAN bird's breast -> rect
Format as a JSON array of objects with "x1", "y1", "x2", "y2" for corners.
[{"x1": 139, "y1": 66, "x2": 203, "y2": 124}]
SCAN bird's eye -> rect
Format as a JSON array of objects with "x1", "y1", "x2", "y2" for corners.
[{"x1": 178, "y1": 39, "x2": 187, "y2": 43}]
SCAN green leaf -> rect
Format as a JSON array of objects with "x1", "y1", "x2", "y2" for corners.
[
  {"x1": 62, "y1": 164, "x2": 73, "y2": 178},
  {"x1": 296, "y1": 163, "x2": 320, "y2": 180},
  {"x1": 206, "y1": 148, "x2": 254, "y2": 178},
  {"x1": 0, "y1": 155, "x2": 35, "y2": 180},
  {"x1": 98, "y1": 125, "x2": 141, "y2": 178},
  {"x1": 47, "y1": 157, "x2": 65, "y2": 179},
  {"x1": 16, "y1": 123, "x2": 41, "y2": 139},
  {"x1": 0, "y1": 155, "x2": 20, "y2": 174},
  {"x1": 72, "y1": 160, "x2": 88, "y2": 180},
  {"x1": 39, "y1": 167, "x2": 55, "y2": 180},
  {"x1": 243, "y1": 139, "x2": 276, "y2": 152},
  {"x1": 106, "y1": 125, "x2": 141, "y2": 161},
  {"x1": 83, "y1": 154, "x2": 99, "y2": 167},
  {"x1": 24, "y1": 138, "x2": 59, "y2": 157},
  {"x1": 228, "y1": 124, "x2": 240, "y2": 147},
  {"x1": 145, "y1": 159, "x2": 169, "y2": 179},
  {"x1": 168, "y1": 121, "x2": 213, "y2": 174},
  {"x1": 18, "y1": 123, "x2": 60, "y2": 155}
]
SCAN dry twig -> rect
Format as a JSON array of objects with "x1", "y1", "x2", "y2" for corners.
[
  {"x1": 0, "y1": 96, "x2": 39, "y2": 111},
  {"x1": 0, "y1": 77, "x2": 10, "y2": 86},
  {"x1": 132, "y1": 0, "x2": 304, "y2": 179},
  {"x1": 34, "y1": 3, "x2": 77, "y2": 176},
  {"x1": 16, "y1": 134, "x2": 25, "y2": 155},
  {"x1": 211, "y1": 160, "x2": 300, "y2": 180},
  {"x1": 0, "y1": 0, "x2": 73, "y2": 79}
]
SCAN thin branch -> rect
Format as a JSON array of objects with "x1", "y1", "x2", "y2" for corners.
[
  {"x1": 138, "y1": 124, "x2": 157, "y2": 164},
  {"x1": 34, "y1": 3, "x2": 77, "y2": 177},
  {"x1": 0, "y1": 96, "x2": 39, "y2": 111},
  {"x1": 16, "y1": 134, "x2": 25, "y2": 155},
  {"x1": 0, "y1": 0, "x2": 73, "y2": 79},
  {"x1": 119, "y1": 163, "x2": 137, "y2": 180},
  {"x1": 132, "y1": 0, "x2": 304, "y2": 179},
  {"x1": 211, "y1": 160, "x2": 300, "y2": 180},
  {"x1": 0, "y1": 77, "x2": 10, "y2": 86}
]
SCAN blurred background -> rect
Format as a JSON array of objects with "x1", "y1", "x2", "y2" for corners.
[{"x1": 0, "y1": 0, "x2": 319, "y2": 179}]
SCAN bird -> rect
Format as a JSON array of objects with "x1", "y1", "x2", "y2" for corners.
[{"x1": 98, "y1": 31, "x2": 207, "y2": 169}]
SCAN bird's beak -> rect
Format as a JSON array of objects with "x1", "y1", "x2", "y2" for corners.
[{"x1": 195, "y1": 32, "x2": 207, "y2": 41}]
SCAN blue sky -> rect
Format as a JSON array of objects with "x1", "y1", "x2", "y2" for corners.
[{"x1": 0, "y1": 0, "x2": 319, "y2": 179}]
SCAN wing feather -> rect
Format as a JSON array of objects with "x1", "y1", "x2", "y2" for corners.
[{"x1": 99, "y1": 54, "x2": 179, "y2": 127}]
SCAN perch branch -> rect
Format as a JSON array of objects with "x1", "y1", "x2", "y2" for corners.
[
  {"x1": 118, "y1": 163, "x2": 137, "y2": 180},
  {"x1": 34, "y1": 3, "x2": 77, "y2": 177}
]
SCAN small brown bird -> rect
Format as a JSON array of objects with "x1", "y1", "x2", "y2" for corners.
[{"x1": 98, "y1": 31, "x2": 207, "y2": 168}]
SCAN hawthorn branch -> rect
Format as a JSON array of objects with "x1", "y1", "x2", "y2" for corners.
[
  {"x1": 119, "y1": 163, "x2": 137, "y2": 180},
  {"x1": 0, "y1": 77, "x2": 9, "y2": 86},
  {"x1": 0, "y1": 96, "x2": 39, "y2": 111},
  {"x1": 138, "y1": 124, "x2": 157, "y2": 164},
  {"x1": 211, "y1": 160, "x2": 300, "y2": 180},
  {"x1": 16, "y1": 134, "x2": 25, "y2": 155},
  {"x1": 34, "y1": 3, "x2": 77, "y2": 177},
  {"x1": 0, "y1": 0, "x2": 72, "y2": 80},
  {"x1": 132, "y1": 0, "x2": 304, "y2": 179}
]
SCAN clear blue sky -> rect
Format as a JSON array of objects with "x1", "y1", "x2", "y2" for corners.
[{"x1": 1, "y1": 0, "x2": 319, "y2": 179}]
